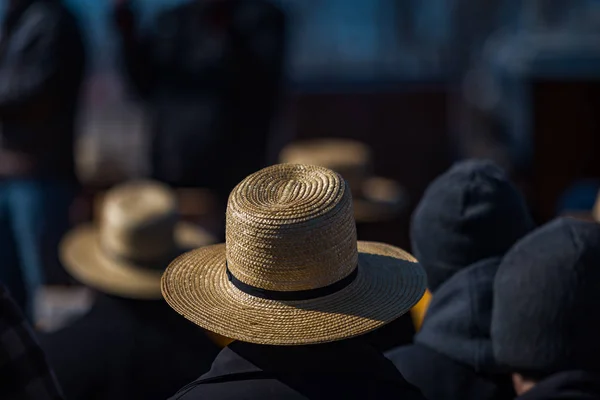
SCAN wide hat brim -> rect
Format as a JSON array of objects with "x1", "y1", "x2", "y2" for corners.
[
  {"x1": 353, "y1": 177, "x2": 408, "y2": 223},
  {"x1": 61, "y1": 222, "x2": 216, "y2": 299},
  {"x1": 161, "y1": 241, "x2": 427, "y2": 345}
]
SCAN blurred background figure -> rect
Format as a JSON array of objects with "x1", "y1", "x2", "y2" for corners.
[
  {"x1": 0, "y1": 0, "x2": 85, "y2": 315},
  {"x1": 40, "y1": 181, "x2": 221, "y2": 400},
  {"x1": 113, "y1": 0, "x2": 286, "y2": 204}
]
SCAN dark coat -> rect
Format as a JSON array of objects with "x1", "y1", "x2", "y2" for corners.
[
  {"x1": 170, "y1": 338, "x2": 426, "y2": 400},
  {"x1": 516, "y1": 371, "x2": 600, "y2": 400},
  {"x1": 39, "y1": 294, "x2": 221, "y2": 400},
  {"x1": 0, "y1": 0, "x2": 85, "y2": 180},
  {"x1": 492, "y1": 218, "x2": 600, "y2": 374},
  {"x1": 0, "y1": 283, "x2": 63, "y2": 400},
  {"x1": 117, "y1": 0, "x2": 285, "y2": 195},
  {"x1": 387, "y1": 258, "x2": 514, "y2": 400}
]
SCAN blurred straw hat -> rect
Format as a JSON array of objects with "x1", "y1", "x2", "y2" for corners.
[
  {"x1": 279, "y1": 138, "x2": 407, "y2": 222},
  {"x1": 592, "y1": 190, "x2": 600, "y2": 221},
  {"x1": 161, "y1": 164, "x2": 426, "y2": 345},
  {"x1": 61, "y1": 181, "x2": 216, "y2": 299}
]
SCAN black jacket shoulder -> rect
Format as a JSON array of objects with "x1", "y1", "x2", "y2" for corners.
[{"x1": 171, "y1": 339, "x2": 425, "y2": 400}]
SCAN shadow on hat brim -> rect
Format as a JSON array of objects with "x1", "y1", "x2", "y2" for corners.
[
  {"x1": 353, "y1": 177, "x2": 408, "y2": 223},
  {"x1": 161, "y1": 241, "x2": 427, "y2": 345},
  {"x1": 60, "y1": 223, "x2": 217, "y2": 299}
]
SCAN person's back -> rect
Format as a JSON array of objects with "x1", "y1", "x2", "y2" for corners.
[
  {"x1": 493, "y1": 218, "x2": 600, "y2": 399},
  {"x1": 161, "y1": 164, "x2": 428, "y2": 399},
  {"x1": 388, "y1": 258, "x2": 514, "y2": 400},
  {"x1": 39, "y1": 181, "x2": 221, "y2": 400},
  {"x1": 41, "y1": 294, "x2": 220, "y2": 400},
  {"x1": 172, "y1": 339, "x2": 423, "y2": 400},
  {"x1": 0, "y1": 0, "x2": 85, "y2": 180}
]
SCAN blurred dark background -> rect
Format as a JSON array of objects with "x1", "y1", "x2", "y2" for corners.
[
  {"x1": 4, "y1": 0, "x2": 600, "y2": 312},
  {"x1": 49, "y1": 0, "x2": 600, "y2": 249}
]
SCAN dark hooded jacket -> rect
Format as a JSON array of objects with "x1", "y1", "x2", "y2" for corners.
[
  {"x1": 516, "y1": 371, "x2": 600, "y2": 400},
  {"x1": 170, "y1": 338, "x2": 426, "y2": 400},
  {"x1": 493, "y1": 218, "x2": 600, "y2": 382},
  {"x1": 410, "y1": 159, "x2": 535, "y2": 292},
  {"x1": 387, "y1": 258, "x2": 514, "y2": 400},
  {"x1": 40, "y1": 294, "x2": 220, "y2": 400}
]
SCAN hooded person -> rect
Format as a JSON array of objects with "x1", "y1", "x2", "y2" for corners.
[
  {"x1": 492, "y1": 218, "x2": 600, "y2": 399},
  {"x1": 387, "y1": 159, "x2": 534, "y2": 400},
  {"x1": 409, "y1": 159, "x2": 535, "y2": 293},
  {"x1": 39, "y1": 181, "x2": 221, "y2": 400},
  {"x1": 161, "y1": 164, "x2": 428, "y2": 400}
]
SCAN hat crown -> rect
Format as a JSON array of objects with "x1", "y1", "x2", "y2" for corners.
[
  {"x1": 279, "y1": 139, "x2": 373, "y2": 193},
  {"x1": 226, "y1": 164, "x2": 358, "y2": 291},
  {"x1": 99, "y1": 181, "x2": 178, "y2": 264}
]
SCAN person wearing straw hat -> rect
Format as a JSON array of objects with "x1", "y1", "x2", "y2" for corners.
[
  {"x1": 279, "y1": 139, "x2": 416, "y2": 352},
  {"x1": 39, "y1": 181, "x2": 221, "y2": 400},
  {"x1": 387, "y1": 159, "x2": 534, "y2": 400},
  {"x1": 162, "y1": 164, "x2": 427, "y2": 399}
]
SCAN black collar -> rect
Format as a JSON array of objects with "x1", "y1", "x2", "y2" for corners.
[
  {"x1": 171, "y1": 338, "x2": 425, "y2": 399},
  {"x1": 202, "y1": 338, "x2": 407, "y2": 383}
]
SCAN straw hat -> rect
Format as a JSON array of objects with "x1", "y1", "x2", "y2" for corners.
[
  {"x1": 279, "y1": 138, "x2": 407, "y2": 222},
  {"x1": 593, "y1": 191, "x2": 600, "y2": 221},
  {"x1": 162, "y1": 164, "x2": 426, "y2": 345},
  {"x1": 61, "y1": 181, "x2": 217, "y2": 299}
]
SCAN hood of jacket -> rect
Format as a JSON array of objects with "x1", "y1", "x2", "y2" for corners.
[
  {"x1": 411, "y1": 159, "x2": 534, "y2": 291},
  {"x1": 415, "y1": 257, "x2": 502, "y2": 373}
]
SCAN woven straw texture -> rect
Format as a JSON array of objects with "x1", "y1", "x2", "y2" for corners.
[
  {"x1": 162, "y1": 164, "x2": 426, "y2": 345},
  {"x1": 279, "y1": 139, "x2": 406, "y2": 222},
  {"x1": 279, "y1": 138, "x2": 372, "y2": 192},
  {"x1": 61, "y1": 181, "x2": 216, "y2": 299}
]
